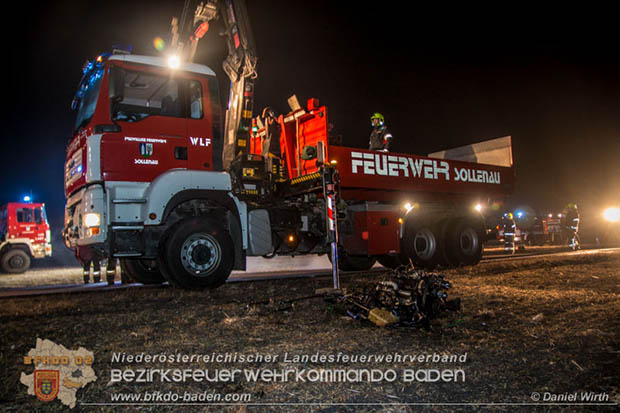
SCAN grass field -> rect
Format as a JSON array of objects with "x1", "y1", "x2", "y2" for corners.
[{"x1": 1, "y1": 251, "x2": 618, "y2": 412}]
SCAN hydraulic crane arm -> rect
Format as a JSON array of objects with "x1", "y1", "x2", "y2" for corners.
[{"x1": 173, "y1": 0, "x2": 258, "y2": 169}]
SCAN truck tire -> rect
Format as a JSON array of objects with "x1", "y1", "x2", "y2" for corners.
[
  {"x1": 1, "y1": 249, "x2": 31, "y2": 274},
  {"x1": 119, "y1": 259, "x2": 165, "y2": 284},
  {"x1": 161, "y1": 217, "x2": 234, "y2": 290},
  {"x1": 402, "y1": 224, "x2": 444, "y2": 270},
  {"x1": 445, "y1": 218, "x2": 484, "y2": 266}
]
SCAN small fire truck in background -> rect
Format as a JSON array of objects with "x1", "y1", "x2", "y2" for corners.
[
  {"x1": 542, "y1": 213, "x2": 564, "y2": 244},
  {"x1": 0, "y1": 202, "x2": 52, "y2": 273},
  {"x1": 63, "y1": 0, "x2": 515, "y2": 289}
]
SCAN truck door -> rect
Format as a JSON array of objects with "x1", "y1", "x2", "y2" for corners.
[
  {"x1": 32, "y1": 206, "x2": 47, "y2": 244},
  {"x1": 15, "y1": 207, "x2": 35, "y2": 239},
  {"x1": 103, "y1": 66, "x2": 188, "y2": 182},
  {"x1": 187, "y1": 75, "x2": 222, "y2": 171}
]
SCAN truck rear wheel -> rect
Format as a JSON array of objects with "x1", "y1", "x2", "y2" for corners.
[
  {"x1": 445, "y1": 218, "x2": 484, "y2": 266},
  {"x1": 1, "y1": 249, "x2": 31, "y2": 274},
  {"x1": 161, "y1": 218, "x2": 234, "y2": 290},
  {"x1": 402, "y1": 224, "x2": 444, "y2": 270},
  {"x1": 119, "y1": 259, "x2": 165, "y2": 284}
]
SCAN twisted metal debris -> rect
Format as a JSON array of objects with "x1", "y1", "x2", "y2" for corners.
[{"x1": 344, "y1": 266, "x2": 458, "y2": 327}]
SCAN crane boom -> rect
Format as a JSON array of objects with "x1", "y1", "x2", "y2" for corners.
[{"x1": 173, "y1": 0, "x2": 258, "y2": 169}]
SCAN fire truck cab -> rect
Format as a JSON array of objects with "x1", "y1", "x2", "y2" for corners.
[
  {"x1": 0, "y1": 202, "x2": 52, "y2": 273},
  {"x1": 64, "y1": 52, "x2": 237, "y2": 286}
]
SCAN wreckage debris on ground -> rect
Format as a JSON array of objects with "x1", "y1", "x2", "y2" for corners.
[{"x1": 341, "y1": 266, "x2": 460, "y2": 327}]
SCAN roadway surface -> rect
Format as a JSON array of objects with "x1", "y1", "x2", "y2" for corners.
[{"x1": 1, "y1": 246, "x2": 618, "y2": 299}]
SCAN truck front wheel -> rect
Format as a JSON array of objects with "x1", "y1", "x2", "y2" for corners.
[
  {"x1": 119, "y1": 259, "x2": 166, "y2": 284},
  {"x1": 161, "y1": 218, "x2": 234, "y2": 290},
  {"x1": 1, "y1": 249, "x2": 31, "y2": 273}
]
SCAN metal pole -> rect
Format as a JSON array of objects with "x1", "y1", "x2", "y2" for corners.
[{"x1": 323, "y1": 166, "x2": 340, "y2": 290}]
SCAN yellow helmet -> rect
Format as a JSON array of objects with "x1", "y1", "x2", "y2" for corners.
[{"x1": 370, "y1": 112, "x2": 384, "y2": 126}]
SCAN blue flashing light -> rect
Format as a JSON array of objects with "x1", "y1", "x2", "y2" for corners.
[
  {"x1": 516, "y1": 211, "x2": 524, "y2": 218},
  {"x1": 23, "y1": 195, "x2": 31, "y2": 202},
  {"x1": 83, "y1": 61, "x2": 94, "y2": 74},
  {"x1": 77, "y1": 165, "x2": 83, "y2": 173}
]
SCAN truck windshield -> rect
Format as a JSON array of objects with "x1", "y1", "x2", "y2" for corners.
[
  {"x1": 74, "y1": 67, "x2": 104, "y2": 132},
  {"x1": 111, "y1": 69, "x2": 182, "y2": 122}
]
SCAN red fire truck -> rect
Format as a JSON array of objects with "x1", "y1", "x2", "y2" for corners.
[
  {"x1": 63, "y1": 0, "x2": 514, "y2": 289},
  {"x1": 0, "y1": 202, "x2": 52, "y2": 273}
]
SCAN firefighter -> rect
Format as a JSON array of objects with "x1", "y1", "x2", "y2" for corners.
[
  {"x1": 563, "y1": 203, "x2": 580, "y2": 250},
  {"x1": 501, "y1": 212, "x2": 516, "y2": 254},
  {"x1": 261, "y1": 107, "x2": 283, "y2": 179},
  {"x1": 369, "y1": 113, "x2": 393, "y2": 151}
]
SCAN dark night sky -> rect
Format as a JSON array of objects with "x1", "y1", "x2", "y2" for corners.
[{"x1": 2, "y1": 1, "x2": 620, "y2": 226}]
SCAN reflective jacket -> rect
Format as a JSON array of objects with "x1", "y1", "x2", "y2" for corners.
[{"x1": 369, "y1": 126, "x2": 393, "y2": 151}]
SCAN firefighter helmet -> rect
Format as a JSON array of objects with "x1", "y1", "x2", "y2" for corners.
[
  {"x1": 505, "y1": 212, "x2": 514, "y2": 220},
  {"x1": 370, "y1": 112, "x2": 384, "y2": 126},
  {"x1": 567, "y1": 203, "x2": 577, "y2": 210}
]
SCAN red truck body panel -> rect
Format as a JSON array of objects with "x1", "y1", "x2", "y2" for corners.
[
  {"x1": 341, "y1": 210, "x2": 401, "y2": 256},
  {"x1": 330, "y1": 146, "x2": 513, "y2": 202}
]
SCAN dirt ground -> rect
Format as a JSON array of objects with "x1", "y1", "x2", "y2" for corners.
[{"x1": 1, "y1": 251, "x2": 618, "y2": 412}]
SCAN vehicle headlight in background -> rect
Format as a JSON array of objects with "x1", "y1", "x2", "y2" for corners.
[
  {"x1": 168, "y1": 54, "x2": 181, "y2": 69},
  {"x1": 603, "y1": 207, "x2": 620, "y2": 223}
]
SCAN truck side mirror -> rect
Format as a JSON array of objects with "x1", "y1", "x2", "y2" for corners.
[{"x1": 109, "y1": 67, "x2": 125, "y2": 103}]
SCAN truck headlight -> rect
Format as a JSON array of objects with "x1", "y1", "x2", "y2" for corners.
[{"x1": 83, "y1": 213, "x2": 101, "y2": 228}]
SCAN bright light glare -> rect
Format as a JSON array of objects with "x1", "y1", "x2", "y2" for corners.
[
  {"x1": 23, "y1": 195, "x2": 31, "y2": 202},
  {"x1": 474, "y1": 204, "x2": 483, "y2": 212},
  {"x1": 603, "y1": 207, "x2": 620, "y2": 223},
  {"x1": 403, "y1": 202, "x2": 413, "y2": 212},
  {"x1": 83, "y1": 213, "x2": 101, "y2": 228},
  {"x1": 167, "y1": 55, "x2": 181, "y2": 69}
]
